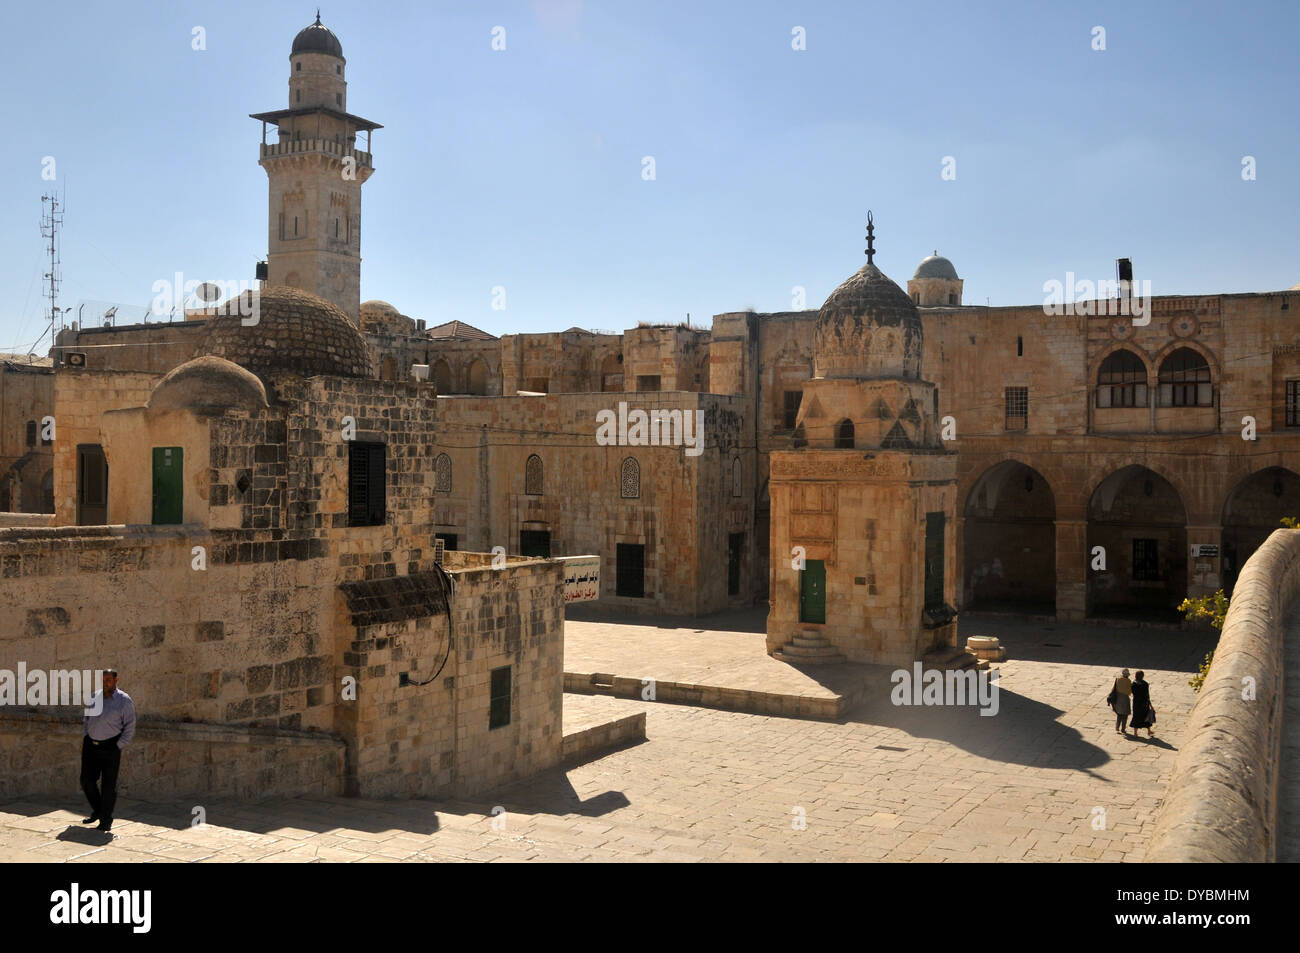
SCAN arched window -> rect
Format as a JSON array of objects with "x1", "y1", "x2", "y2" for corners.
[
  {"x1": 435, "y1": 453, "x2": 452, "y2": 493},
  {"x1": 731, "y1": 457, "x2": 742, "y2": 497},
  {"x1": 835, "y1": 419, "x2": 855, "y2": 449},
  {"x1": 620, "y1": 457, "x2": 640, "y2": 499},
  {"x1": 1158, "y1": 348, "x2": 1212, "y2": 407},
  {"x1": 525, "y1": 454, "x2": 543, "y2": 496},
  {"x1": 1097, "y1": 349, "x2": 1148, "y2": 407}
]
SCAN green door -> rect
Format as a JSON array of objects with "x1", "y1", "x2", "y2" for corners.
[
  {"x1": 152, "y1": 447, "x2": 183, "y2": 525},
  {"x1": 799, "y1": 559, "x2": 826, "y2": 623}
]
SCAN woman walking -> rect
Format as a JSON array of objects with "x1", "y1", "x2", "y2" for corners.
[
  {"x1": 1130, "y1": 671, "x2": 1155, "y2": 739},
  {"x1": 1110, "y1": 668, "x2": 1132, "y2": 734}
]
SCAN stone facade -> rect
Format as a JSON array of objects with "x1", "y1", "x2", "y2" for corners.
[{"x1": 0, "y1": 357, "x2": 54, "y2": 513}]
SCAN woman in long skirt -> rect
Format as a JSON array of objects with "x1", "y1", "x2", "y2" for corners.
[
  {"x1": 1130, "y1": 671, "x2": 1155, "y2": 738},
  {"x1": 1112, "y1": 668, "x2": 1132, "y2": 734}
]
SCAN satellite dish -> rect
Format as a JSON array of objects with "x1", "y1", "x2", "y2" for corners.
[{"x1": 195, "y1": 282, "x2": 223, "y2": 304}]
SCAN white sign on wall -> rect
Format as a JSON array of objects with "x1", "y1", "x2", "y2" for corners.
[{"x1": 560, "y1": 555, "x2": 601, "y2": 603}]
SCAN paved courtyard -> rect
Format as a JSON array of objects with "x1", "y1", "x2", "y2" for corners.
[{"x1": 0, "y1": 615, "x2": 1216, "y2": 862}]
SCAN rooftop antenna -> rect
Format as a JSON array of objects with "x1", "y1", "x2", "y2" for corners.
[
  {"x1": 864, "y1": 210, "x2": 876, "y2": 265},
  {"x1": 40, "y1": 193, "x2": 63, "y2": 334}
]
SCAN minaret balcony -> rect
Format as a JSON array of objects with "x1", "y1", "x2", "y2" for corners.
[{"x1": 260, "y1": 139, "x2": 372, "y2": 168}]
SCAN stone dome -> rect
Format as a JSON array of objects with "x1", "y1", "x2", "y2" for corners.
[
  {"x1": 148, "y1": 356, "x2": 269, "y2": 416},
  {"x1": 913, "y1": 252, "x2": 959, "y2": 280},
  {"x1": 292, "y1": 16, "x2": 344, "y2": 59},
  {"x1": 199, "y1": 285, "x2": 370, "y2": 380},
  {"x1": 815, "y1": 262, "x2": 923, "y2": 379}
]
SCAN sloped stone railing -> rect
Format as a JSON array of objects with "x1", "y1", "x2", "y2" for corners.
[{"x1": 1144, "y1": 528, "x2": 1299, "y2": 862}]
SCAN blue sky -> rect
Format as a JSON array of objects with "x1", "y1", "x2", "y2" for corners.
[{"x1": 1, "y1": 0, "x2": 1296, "y2": 351}]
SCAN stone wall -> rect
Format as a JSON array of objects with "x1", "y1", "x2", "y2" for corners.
[
  {"x1": 432, "y1": 391, "x2": 753, "y2": 614},
  {"x1": 1144, "y1": 527, "x2": 1299, "y2": 862},
  {"x1": 0, "y1": 710, "x2": 346, "y2": 801}
]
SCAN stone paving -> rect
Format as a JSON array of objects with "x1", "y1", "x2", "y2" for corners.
[
  {"x1": 564, "y1": 605, "x2": 873, "y2": 710},
  {"x1": 0, "y1": 614, "x2": 1217, "y2": 862}
]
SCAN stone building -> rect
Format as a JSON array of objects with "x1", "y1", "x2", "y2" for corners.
[
  {"x1": 34, "y1": 15, "x2": 1300, "y2": 638},
  {"x1": 2, "y1": 283, "x2": 568, "y2": 801},
  {"x1": 0, "y1": 354, "x2": 54, "y2": 515},
  {"x1": 767, "y1": 221, "x2": 958, "y2": 665}
]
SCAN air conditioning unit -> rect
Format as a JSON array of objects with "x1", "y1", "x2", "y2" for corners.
[
  {"x1": 65, "y1": 352, "x2": 87, "y2": 368},
  {"x1": 410, "y1": 364, "x2": 430, "y2": 382}
]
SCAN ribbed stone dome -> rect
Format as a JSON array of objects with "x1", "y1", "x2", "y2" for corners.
[
  {"x1": 814, "y1": 262, "x2": 923, "y2": 379},
  {"x1": 199, "y1": 285, "x2": 369, "y2": 380},
  {"x1": 292, "y1": 17, "x2": 344, "y2": 59},
  {"x1": 913, "y1": 253, "x2": 959, "y2": 280}
]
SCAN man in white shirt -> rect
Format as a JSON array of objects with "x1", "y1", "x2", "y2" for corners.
[{"x1": 81, "y1": 668, "x2": 136, "y2": 833}]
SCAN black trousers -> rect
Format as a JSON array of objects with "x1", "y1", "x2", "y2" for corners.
[{"x1": 80, "y1": 735, "x2": 122, "y2": 822}]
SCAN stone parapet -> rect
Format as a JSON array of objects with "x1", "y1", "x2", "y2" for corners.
[{"x1": 1144, "y1": 527, "x2": 1300, "y2": 862}]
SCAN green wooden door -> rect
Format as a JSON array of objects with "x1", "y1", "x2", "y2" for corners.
[
  {"x1": 152, "y1": 447, "x2": 183, "y2": 525},
  {"x1": 799, "y1": 559, "x2": 826, "y2": 623}
]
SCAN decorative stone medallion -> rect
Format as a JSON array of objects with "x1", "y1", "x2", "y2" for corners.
[{"x1": 1170, "y1": 314, "x2": 1199, "y2": 338}]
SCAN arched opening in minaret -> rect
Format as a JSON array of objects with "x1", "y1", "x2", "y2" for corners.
[
  {"x1": 963, "y1": 460, "x2": 1056, "y2": 614},
  {"x1": 834, "y1": 419, "x2": 855, "y2": 449}
]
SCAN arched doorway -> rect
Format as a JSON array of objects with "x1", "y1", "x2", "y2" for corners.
[
  {"x1": 1221, "y1": 467, "x2": 1300, "y2": 594},
  {"x1": 1087, "y1": 465, "x2": 1187, "y2": 620},
  {"x1": 963, "y1": 460, "x2": 1056, "y2": 613},
  {"x1": 380, "y1": 356, "x2": 398, "y2": 381},
  {"x1": 466, "y1": 358, "x2": 488, "y2": 395}
]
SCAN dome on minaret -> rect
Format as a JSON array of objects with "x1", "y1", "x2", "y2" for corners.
[
  {"x1": 292, "y1": 13, "x2": 344, "y2": 59},
  {"x1": 814, "y1": 216, "x2": 923, "y2": 380}
]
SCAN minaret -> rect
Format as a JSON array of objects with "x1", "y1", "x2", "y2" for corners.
[{"x1": 250, "y1": 14, "x2": 381, "y2": 325}]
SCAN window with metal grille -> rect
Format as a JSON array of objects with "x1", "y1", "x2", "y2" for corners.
[
  {"x1": 434, "y1": 453, "x2": 452, "y2": 493},
  {"x1": 731, "y1": 457, "x2": 742, "y2": 497},
  {"x1": 489, "y1": 666, "x2": 511, "y2": 729},
  {"x1": 620, "y1": 457, "x2": 640, "y2": 498},
  {"x1": 25, "y1": 420, "x2": 36, "y2": 447},
  {"x1": 347, "y1": 441, "x2": 386, "y2": 526},
  {"x1": 435, "y1": 532, "x2": 458, "y2": 551},
  {"x1": 1157, "y1": 348, "x2": 1212, "y2": 407},
  {"x1": 1005, "y1": 387, "x2": 1028, "y2": 430},
  {"x1": 1097, "y1": 349, "x2": 1148, "y2": 408},
  {"x1": 783, "y1": 390, "x2": 802, "y2": 430},
  {"x1": 525, "y1": 454, "x2": 543, "y2": 495},
  {"x1": 1288, "y1": 380, "x2": 1300, "y2": 427},
  {"x1": 1132, "y1": 538, "x2": 1160, "y2": 580},
  {"x1": 835, "y1": 419, "x2": 855, "y2": 448}
]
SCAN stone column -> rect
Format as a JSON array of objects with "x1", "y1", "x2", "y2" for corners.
[{"x1": 1055, "y1": 518, "x2": 1088, "y2": 620}]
